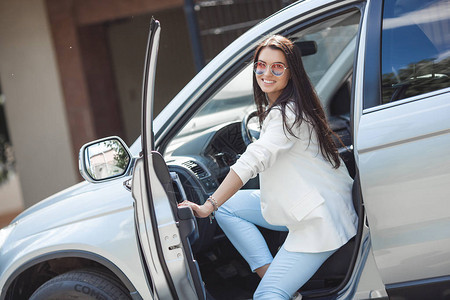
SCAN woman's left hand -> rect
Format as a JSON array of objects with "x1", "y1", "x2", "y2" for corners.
[{"x1": 178, "y1": 200, "x2": 213, "y2": 218}]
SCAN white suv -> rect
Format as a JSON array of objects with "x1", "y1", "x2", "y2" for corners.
[{"x1": 1, "y1": 0, "x2": 449, "y2": 299}]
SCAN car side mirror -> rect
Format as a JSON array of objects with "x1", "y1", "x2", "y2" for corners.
[{"x1": 79, "y1": 136, "x2": 133, "y2": 183}]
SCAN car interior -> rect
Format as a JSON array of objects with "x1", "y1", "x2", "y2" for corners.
[{"x1": 156, "y1": 9, "x2": 363, "y2": 300}]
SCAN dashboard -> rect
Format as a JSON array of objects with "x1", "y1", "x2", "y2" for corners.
[{"x1": 166, "y1": 122, "x2": 249, "y2": 205}]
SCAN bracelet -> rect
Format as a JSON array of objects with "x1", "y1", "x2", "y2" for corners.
[
  {"x1": 206, "y1": 196, "x2": 218, "y2": 224},
  {"x1": 207, "y1": 195, "x2": 219, "y2": 211}
]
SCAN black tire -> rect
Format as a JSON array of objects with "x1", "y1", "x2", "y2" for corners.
[{"x1": 29, "y1": 269, "x2": 131, "y2": 300}]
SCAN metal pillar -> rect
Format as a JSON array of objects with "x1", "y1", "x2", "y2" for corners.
[{"x1": 184, "y1": 0, "x2": 205, "y2": 72}]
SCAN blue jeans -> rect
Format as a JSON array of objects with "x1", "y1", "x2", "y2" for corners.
[{"x1": 215, "y1": 189, "x2": 336, "y2": 300}]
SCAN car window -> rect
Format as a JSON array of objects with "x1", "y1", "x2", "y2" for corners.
[
  {"x1": 295, "y1": 11, "x2": 360, "y2": 87},
  {"x1": 191, "y1": 65, "x2": 255, "y2": 120},
  {"x1": 381, "y1": 0, "x2": 450, "y2": 104},
  {"x1": 165, "y1": 66, "x2": 255, "y2": 156},
  {"x1": 165, "y1": 10, "x2": 361, "y2": 157},
  {"x1": 290, "y1": 10, "x2": 360, "y2": 115}
]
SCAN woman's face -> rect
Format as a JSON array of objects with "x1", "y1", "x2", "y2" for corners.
[{"x1": 255, "y1": 47, "x2": 290, "y2": 105}]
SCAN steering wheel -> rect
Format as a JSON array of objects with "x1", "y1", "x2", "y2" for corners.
[{"x1": 241, "y1": 111, "x2": 261, "y2": 146}]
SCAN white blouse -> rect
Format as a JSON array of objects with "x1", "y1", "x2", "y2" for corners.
[{"x1": 231, "y1": 104, "x2": 358, "y2": 252}]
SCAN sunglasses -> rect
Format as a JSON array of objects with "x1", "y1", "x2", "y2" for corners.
[{"x1": 253, "y1": 61, "x2": 288, "y2": 77}]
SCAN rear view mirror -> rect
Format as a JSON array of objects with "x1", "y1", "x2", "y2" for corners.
[
  {"x1": 295, "y1": 41, "x2": 317, "y2": 56},
  {"x1": 79, "y1": 136, "x2": 132, "y2": 183}
]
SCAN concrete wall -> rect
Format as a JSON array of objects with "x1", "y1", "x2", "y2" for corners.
[
  {"x1": 0, "y1": 0, "x2": 78, "y2": 208},
  {"x1": 0, "y1": 173, "x2": 23, "y2": 219},
  {"x1": 0, "y1": 0, "x2": 195, "y2": 213}
]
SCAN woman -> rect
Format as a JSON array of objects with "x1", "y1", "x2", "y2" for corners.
[{"x1": 179, "y1": 35, "x2": 358, "y2": 299}]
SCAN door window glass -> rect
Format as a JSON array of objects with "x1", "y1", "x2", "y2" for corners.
[
  {"x1": 295, "y1": 11, "x2": 360, "y2": 87},
  {"x1": 381, "y1": 0, "x2": 450, "y2": 104},
  {"x1": 290, "y1": 10, "x2": 360, "y2": 116}
]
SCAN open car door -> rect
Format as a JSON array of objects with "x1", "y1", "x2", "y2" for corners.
[{"x1": 131, "y1": 19, "x2": 206, "y2": 300}]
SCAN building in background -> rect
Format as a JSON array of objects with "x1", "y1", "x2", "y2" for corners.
[
  {"x1": 186, "y1": 0, "x2": 295, "y2": 70},
  {"x1": 0, "y1": 0, "x2": 295, "y2": 225}
]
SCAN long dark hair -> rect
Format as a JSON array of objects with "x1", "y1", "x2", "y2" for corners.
[{"x1": 253, "y1": 35, "x2": 341, "y2": 169}]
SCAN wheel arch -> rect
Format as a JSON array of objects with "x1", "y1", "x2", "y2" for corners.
[{"x1": 1, "y1": 250, "x2": 143, "y2": 300}]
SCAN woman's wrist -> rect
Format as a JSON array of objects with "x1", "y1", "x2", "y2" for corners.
[
  {"x1": 204, "y1": 200, "x2": 215, "y2": 215},
  {"x1": 206, "y1": 195, "x2": 219, "y2": 212},
  {"x1": 204, "y1": 199, "x2": 216, "y2": 224}
]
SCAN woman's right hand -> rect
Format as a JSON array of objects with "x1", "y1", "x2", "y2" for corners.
[{"x1": 178, "y1": 200, "x2": 214, "y2": 218}]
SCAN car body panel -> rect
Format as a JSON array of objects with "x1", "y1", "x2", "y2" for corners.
[
  {"x1": 0, "y1": 177, "x2": 153, "y2": 299},
  {"x1": 132, "y1": 158, "x2": 172, "y2": 299},
  {"x1": 354, "y1": 0, "x2": 450, "y2": 289},
  {"x1": 357, "y1": 91, "x2": 450, "y2": 284},
  {"x1": 12, "y1": 181, "x2": 93, "y2": 222},
  {"x1": 134, "y1": 18, "x2": 204, "y2": 299},
  {"x1": 346, "y1": 2, "x2": 391, "y2": 298}
]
